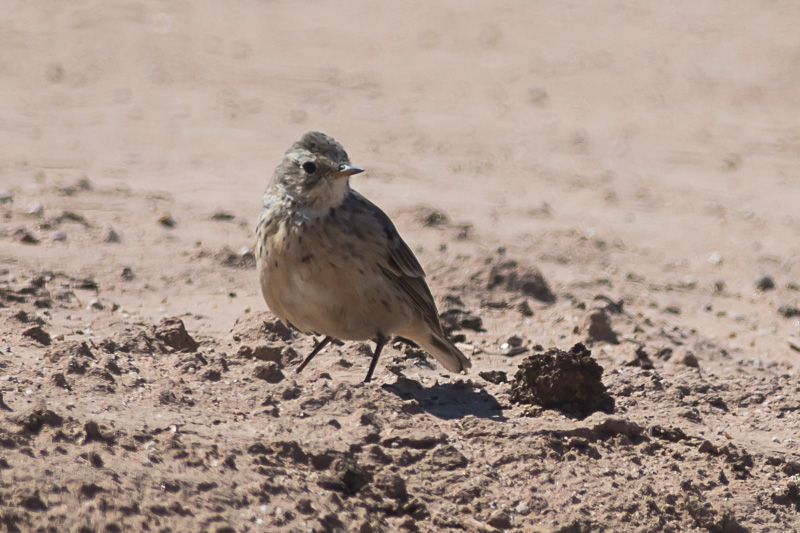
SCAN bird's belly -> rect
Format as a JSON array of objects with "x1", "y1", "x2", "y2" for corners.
[{"x1": 259, "y1": 245, "x2": 411, "y2": 341}]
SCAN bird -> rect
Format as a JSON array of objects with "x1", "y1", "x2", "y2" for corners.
[{"x1": 255, "y1": 131, "x2": 471, "y2": 382}]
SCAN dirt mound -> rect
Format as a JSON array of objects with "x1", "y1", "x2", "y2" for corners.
[{"x1": 509, "y1": 343, "x2": 614, "y2": 417}]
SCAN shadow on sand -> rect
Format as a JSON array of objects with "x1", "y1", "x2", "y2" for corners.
[{"x1": 382, "y1": 377, "x2": 508, "y2": 421}]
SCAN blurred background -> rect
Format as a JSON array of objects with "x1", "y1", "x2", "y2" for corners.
[{"x1": 2, "y1": 0, "x2": 800, "y2": 285}]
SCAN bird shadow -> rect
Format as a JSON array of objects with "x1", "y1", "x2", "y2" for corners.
[{"x1": 381, "y1": 377, "x2": 508, "y2": 421}]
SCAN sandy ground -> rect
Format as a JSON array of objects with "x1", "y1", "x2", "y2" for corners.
[{"x1": 2, "y1": 1, "x2": 800, "y2": 532}]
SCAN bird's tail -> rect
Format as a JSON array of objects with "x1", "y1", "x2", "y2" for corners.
[{"x1": 417, "y1": 333, "x2": 472, "y2": 374}]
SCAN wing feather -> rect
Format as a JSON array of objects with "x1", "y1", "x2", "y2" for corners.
[{"x1": 343, "y1": 191, "x2": 444, "y2": 333}]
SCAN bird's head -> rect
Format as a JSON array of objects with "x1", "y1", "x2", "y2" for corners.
[{"x1": 274, "y1": 131, "x2": 363, "y2": 208}]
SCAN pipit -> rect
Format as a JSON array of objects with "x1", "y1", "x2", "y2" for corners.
[{"x1": 256, "y1": 131, "x2": 472, "y2": 382}]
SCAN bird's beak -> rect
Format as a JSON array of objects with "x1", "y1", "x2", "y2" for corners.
[{"x1": 331, "y1": 165, "x2": 364, "y2": 179}]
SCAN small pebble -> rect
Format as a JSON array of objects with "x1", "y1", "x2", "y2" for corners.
[
  {"x1": 681, "y1": 351, "x2": 699, "y2": 368},
  {"x1": 120, "y1": 267, "x2": 135, "y2": 281},
  {"x1": 507, "y1": 335, "x2": 524, "y2": 347},
  {"x1": 104, "y1": 228, "x2": 121, "y2": 243},
  {"x1": 158, "y1": 213, "x2": 176, "y2": 228},
  {"x1": 755, "y1": 275, "x2": 775, "y2": 291},
  {"x1": 26, "y1": 203, "x2": 44, "y2": 218}
]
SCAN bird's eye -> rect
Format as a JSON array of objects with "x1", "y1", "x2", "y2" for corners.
[{"x1": 302, "y1": 162, "x2": 317, "y2": 174}]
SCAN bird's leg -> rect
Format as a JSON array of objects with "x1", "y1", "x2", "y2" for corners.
[
  {"x1": 364, "y1": 334, "x2": 389, "y2": 383},
  {"x1": 296, "y1": 336, "x2": 333, "y2": 373}
]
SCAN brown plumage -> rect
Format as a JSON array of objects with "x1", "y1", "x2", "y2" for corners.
[{"x1": 256, "y1": 131, "x2": 471, "y2": 382}]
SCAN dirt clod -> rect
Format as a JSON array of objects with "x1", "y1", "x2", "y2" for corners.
[
  {"x1": 586, "y1": 308, "x2": 618, "y2": 344},
  {"x1": 158, "y1": 213, "x2": 176, "y2": 228},
  {"x1": 255, "y1": 362, "x2": 285, "y2": 383},
  {"x1": 509, "y1": 343, "x2": 613, "y2": 417},
  {"x1": 22, "y1": 325, "x2": 51, "y2": 345},
  {"x1": 488, "y1": 261, "x2": 556, "y2": 303},
  {"x1": 153, "y1": 317, "x2": 199, "y2": 352},
  {"x1": 755, "y1": 274, "x2": 775, "y2": 291},
  {"x1": 479, "y1": 370, "x2": 508, "y2": 384}
]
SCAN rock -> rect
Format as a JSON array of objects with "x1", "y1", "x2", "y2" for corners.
[
  {"x1": 82, "y1": 420, "x2": 115, "y2": 444},
  {"x1": 517, "y1": 300, "x2": 534, "y2": 316},
  {"x1": 680, "y1": 351, "x2": 699, "y2": 368},
  {"x1": 460, "y1": 315, "x2": 483, "y2": 331},
  {"x1": 429, "y1": 444, "x2": 468, "y2": 470},
  {"x1": 237, "y1": 342, "x2": 284, "y2": 363},
  {"x1": 203, "y1": 369, "x2": 222, "y2": 382},
  {"x1": 593, "y1": 418, "x2": 644, "y2": 438},
  {"x1": 789, "y1": 337, "x2": 800, "y2": 353},
  {"x1": 501, "y1": 343, "x2": 528, "y2": 356},
  {"x1": 586, "y1": 309, "x2": 618, "y2": 344},
  {"x1": 439, "y1": 309, "x2": 483, "y2": 333},
  {"x1": 26, "y1": 203, "x2": 44, "y2": 218},
  {"x1": 317, "y1": 459, "x2": 372, "y2": 496},
  {"x1": 104, "y1": 227, "x2": 122, "y2": 243},
  {"x1": 15, "y1": 229, "x2": 40, "y2": 245},
  {"x1": 158, "y1": 213, "x2": 176, "y2": 228},
  {"x1": 420, "y1": 208, "x2": 449, "y2": 227},
  {"x1": 771, "y1": 483, "x2": 800, "y2": 507},
  {"x1": 481, "y1": 299, "x2": 508, "y2": 309},
  {"x1": 33, "y1": 299, "x2": 52, "y2": 309},
  {"x1": 698, "y1": 440, "x2": 716, "y2": 454},
  {"x1": 487, "y1": 510, "x2": 513, "y2": 529},
  {"x1": 755, "y1": 274, "x2": 775, "y2": 291},
  {"x1": 479, "y1": 370, "x2": 507, "y2": 384},
  {"x1": 0, "y1": 392, "x2": 10, "y2": 410},
  {"x1": 89, "y1": 452, "x2": 104, "y2": 468},
  {"x1": 0, "y1": 190, "x2": 14, "y2": 204},
  {"x1": 57, "y1": 210, "x2": 90, "y2": 227},
  {"x1": 778, "y1": 305, "x2": 800, "y2": 319},
  {"x1": 47, "y1": 341, "x2": 94, "y2": 361},
  {"x1": 13, "y1": 310, "x2": 39, "y2": 324},
  {"x1": 255, "y1": 362, "x2": 285, "y2": 383},
  {"x1": 153, "y1": 317, "x2": 199, "y2": 352},
  {"x1": 593, "y1": 295, "x2": 624, "y2": 314},
  {"x1": 623, "y1": 346, "x2": 654, "y2": 369},
  {"x1": 23, "y1": 326, "x2": 51, "y2": 345},
  {"x1": 231, "y1": 314, "x2": 294, "y2": 343},
  {"x1": 211, "y1": 210, "x2": 235, "y2": 221},
  {"x1": 75, "y1": 176, "x2": 93, "y2": 190},
  {"x1": 296, "y1": 498, "x2": 315, "y2": 515},
  {"x1": 507, "y1": 335, "x2": 524, "y2": 347},
  {"x1": 18, "y1": 492, "x2": 47, "y2": 511},
  {"x1": 67, "y1": 358, "x2": 89, "y2": 374},
  {"x1": 14, "y1": 407, "x2": 64, "y2": 433},
  {"x1": 488, "y1": 261, "x2": 556, "y2": 303},
  {"x1": 218, "y1": 246, "x2": 256, "y2": 269},
  {"x1": 374, "y1": 472, "x2": 408, "y2": 500},
  {"x1": 647, "y1": 425, "x2": 688, "y2": 442},
  {"x1": 104, "y1": 328, "x2": 167, "y2": 355}
]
